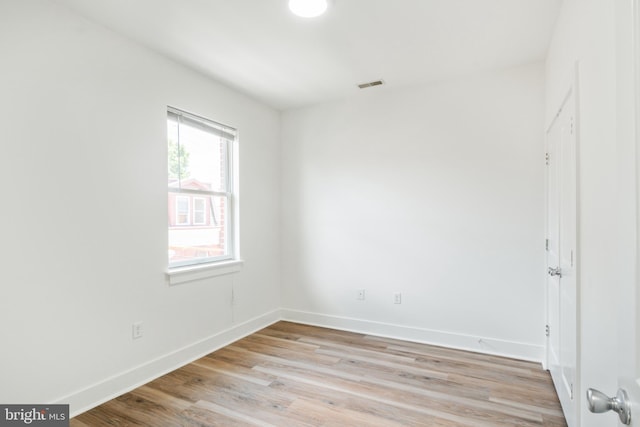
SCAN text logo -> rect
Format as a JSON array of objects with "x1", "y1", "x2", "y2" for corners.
[{"x1": 0, "y1": 405, "x2": 68, "y2": 427}]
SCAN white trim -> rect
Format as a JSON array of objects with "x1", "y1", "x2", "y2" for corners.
[
  {"x1": 167, "y1": 106, "x2": 238, "y2": 269},
  {"x1": 281, "y1": 309, "x2": 545, "y2": 363},
  {"x1": 59, "y1": 308, "x2": 547, "y2": 419},
  {"x1": 166, "y1": 259, "x2": 244, "y2": 285},
  {"x1": 56, "y1": 309, "x2": 280, "y2": 418}
]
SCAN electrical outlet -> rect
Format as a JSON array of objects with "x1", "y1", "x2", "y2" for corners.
[
  {"x1": 357, "y1": 289, "x2": 366, "y2": 300},
  {"x1": 394, "y1": 292, "x2": 402, "y2": 304},
  {"x1": 132, "y1": 322, "x2": 143, "y2": 339}
]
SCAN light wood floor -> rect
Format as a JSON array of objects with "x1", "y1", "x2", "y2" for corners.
[{"x1": 71, "y1": 321, "x2": 567, "y2": 426}]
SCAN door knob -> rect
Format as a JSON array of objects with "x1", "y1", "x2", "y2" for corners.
[
  {"x1": 548, "y1": 267, "x2": 562, "y2": 277},
  {"x1": 586, "y1": 388, "x2": 631, "y2": 425}
]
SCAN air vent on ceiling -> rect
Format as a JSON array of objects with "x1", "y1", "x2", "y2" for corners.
[{"x1": 358, "y1": 80, "x2": 384, "y2": 89}]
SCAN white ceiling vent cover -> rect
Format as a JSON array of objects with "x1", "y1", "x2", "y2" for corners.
[{"x1": 358, "y1": 80, "x2": 384, "y2": 89}]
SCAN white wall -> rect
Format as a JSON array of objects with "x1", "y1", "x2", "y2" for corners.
[
  {"x1": 0, "y1": 0, "x2": 280, "y2": 414},
  {"x1": 281, "y1": 63, "x2": 546, "y2": 360},
  {"x1": 545, "y1": 1, "x2": 619, "y2": 426}
]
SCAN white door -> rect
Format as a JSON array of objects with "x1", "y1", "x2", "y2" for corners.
[
  {"x1": 621, "y1": 2, "x2": 640, "y2": 425},
  {"x1": 584, "y1": 0, "x2": 640, "y2": 425},
  {"x1": 546, "y1": 87, "x2": 578, "y2": 427}
]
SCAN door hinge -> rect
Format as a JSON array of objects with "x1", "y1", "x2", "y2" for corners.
[
  {"x1": 545, "y1": 239, "x2": 549, "y2": 251},
  {"x1": 570, "y1": 383, "x2": 574, "y2": 400},
  {"x1": 570, "y1": 117, "x2": 574, "y2": 135},
  {"x1": 545, "y1": 324, "x2": 550, "y2": 337},
  {"x1": 545, "y1": 152, "x2": 550, "y2": 165}
]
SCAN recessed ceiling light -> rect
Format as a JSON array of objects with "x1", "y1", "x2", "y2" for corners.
[{"x1": 289, "y1": 0, "x2": 328, "y2": 18}]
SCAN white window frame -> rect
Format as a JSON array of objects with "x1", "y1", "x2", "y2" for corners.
[{"x1": 167, "y1": 106, "x2": 238, "y2": 273}]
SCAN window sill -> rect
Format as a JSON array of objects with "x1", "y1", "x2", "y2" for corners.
[{"x1": 166, "y1": 260, "x2": 244, "y2": 286}]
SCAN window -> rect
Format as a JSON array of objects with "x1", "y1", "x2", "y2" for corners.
[
  {"x1": 193, "y1": 197, "x2": 206, "y2": 225},
  {"x1": 176, "y1": 196, "x2": 190, "y2": 225},
  {"x1": 167, "y1": 107, "x2": 236, "y2": 269}
]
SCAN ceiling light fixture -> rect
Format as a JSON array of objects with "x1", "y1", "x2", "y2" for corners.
[{"x1": 288, "y1": 0, "x2": 328, "y2": 18}]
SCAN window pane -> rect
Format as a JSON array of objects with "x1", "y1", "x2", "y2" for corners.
[
  {"x1": 193, "y1": 197, "x2": 206, "y2": 225},
  {"x1": 168, "y1": 195, "x2": 230, "y2": 266},
  {"x1": 176, "y1": 196, "x2": 190, "y2": 225},
  {"x1": 167, "y1": 119, "x2": 228, "y2": 193}
]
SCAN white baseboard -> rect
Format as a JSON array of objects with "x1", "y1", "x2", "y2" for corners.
[
  {"x1": 62, "y1": 308, "x2": 545, "y2": 418},
  {"x1": 281, "y1": 309, "x2": 545, "y2": 364},
  {"x1": 58, "y1": 309, "x2": 280, "y2": 418}
]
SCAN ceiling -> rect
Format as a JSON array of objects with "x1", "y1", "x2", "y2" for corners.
[{"x1": 53, "y1": 0, "x2": 561, "y2": 110}]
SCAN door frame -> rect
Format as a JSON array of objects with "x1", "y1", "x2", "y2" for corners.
[
  {"x1": 615, "y1": 0, "x2": 640, "y2": 423},
  {"x1": 544, "y1": 64, "x2": 581, "y2": 427}
]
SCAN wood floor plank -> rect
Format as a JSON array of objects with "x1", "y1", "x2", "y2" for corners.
[
  {"x1": 191, "y1": 357, "x2": 276, "y2": 387},
  {"x1": 72, "y1": 321, "x2": 566, "y2": 426},
  {"x1": 338, "y1": 360, "x2": 493, "y2": 401},
  {"x1": 286, "y1": 397, "x2": 408, "y2": 427},
  {"x1": 254, "y1": 363, "x2": 545, "y2": 426},
  {"x1": 367, "y1": 335, "x2": 544, "y2": 372},
  {"x1": 268, "y1": 375, "x2": 448, "y2": 426},
  {"x1": 178, "y1": 404, "x2": 258, "y2": 427}
]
